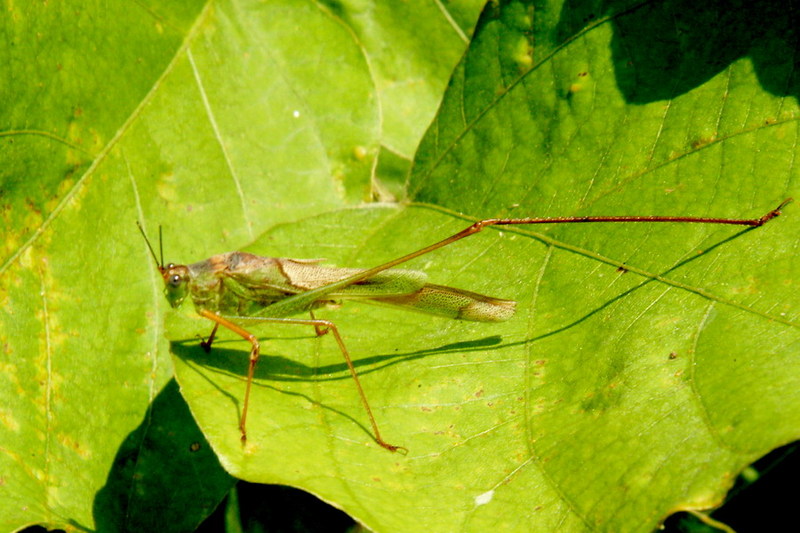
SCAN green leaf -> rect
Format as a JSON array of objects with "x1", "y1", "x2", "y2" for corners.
[
  {"x1": 3, "y1": 1, "x2": 799, "y2": 533},
  {"x1": 174, "y1": 1, "x2": 800, "y2": 531},
  {"x1": 0, "y1": 0, "x2": 481, "y2": 531}
]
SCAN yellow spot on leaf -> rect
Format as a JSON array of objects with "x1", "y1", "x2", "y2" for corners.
[
  {"x1": 57, "y1": 432, "x2": 93, "y2": 459},
  {"x1": 0, "y1": 408, "x2": 20, "y2": 432},
  {"x1": 513, "y1": 36, "x2": 533, "y2": 70}
]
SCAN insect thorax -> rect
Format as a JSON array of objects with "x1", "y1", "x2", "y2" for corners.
[{"x1": 186, "y1": 252, "x2": 311, "y2": 317}]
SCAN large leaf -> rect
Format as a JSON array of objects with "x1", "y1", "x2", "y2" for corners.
[
  {"x1": 0, "y1": 0, "x2": 482, "y2": 531},
  {"x1": 173, "y1": 1, "x2": 800, "y2": 532},
  {"x1": 2, "y1": 1, "x2": 799, "y2": 533}
]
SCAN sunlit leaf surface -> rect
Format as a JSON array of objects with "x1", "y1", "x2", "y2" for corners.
[{"x1": 2, "y1": 1, "x2": 798, "y2": 532}]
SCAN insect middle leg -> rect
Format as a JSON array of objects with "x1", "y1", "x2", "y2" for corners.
[
  {"x1": 309, "y1": 309, "x2": 329, "y2": 337},
  {"x1": 197, "y1": 309, "x2": 403, "y2": 452}
]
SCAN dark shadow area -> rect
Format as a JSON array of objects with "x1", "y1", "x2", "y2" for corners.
[
  {"x1": 663, "y1": 441, "x2": 800, "y2": 531},
  {"x1": 92, "y1": 380, "x2": 235, "y2": 532},
  {"x1": 197, "y1": 482, "x2": 356, "y2": 533},
  {"x1": 170, "y1": 332, "x2": 508, "y2": 385},
  {"x1": 557, "y1": 0, "x2": 800, "y2": 103}
]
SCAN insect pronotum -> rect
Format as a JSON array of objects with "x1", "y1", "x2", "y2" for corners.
[{"x1": 138, "y1": 198, "x2": 791, "y2": 452}]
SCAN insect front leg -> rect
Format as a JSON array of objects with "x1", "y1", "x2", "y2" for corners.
[{"x1": 197, "y1": 310, "x2": 261, "y2": 443}]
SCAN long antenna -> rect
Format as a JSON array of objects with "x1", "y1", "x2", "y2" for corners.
[
  {"x1": 159, "y1": 225, "x2": 164, "y2": 269},
  {"x1": 136, "y1": 221, "x2": 164, "y2": 270}
]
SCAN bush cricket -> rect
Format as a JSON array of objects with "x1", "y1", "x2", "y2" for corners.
[{"x1": 138, "y1": 198, "x2": 791, "y2": 452}]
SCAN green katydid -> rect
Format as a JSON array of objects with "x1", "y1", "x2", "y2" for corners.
[{"x1": 138, "y1": 198, "x2": 791, "y2": 452}]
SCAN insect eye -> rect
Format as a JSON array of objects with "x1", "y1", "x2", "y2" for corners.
[{"x1": 169, "y1": 274, "x2": 182, "y2": 287}]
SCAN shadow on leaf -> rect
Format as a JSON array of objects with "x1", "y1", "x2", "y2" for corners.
[
  {"x1": 93, "y1": 380, "x2": 234, "y2": 532},
  {"x1": 557, "y1": 0, "x2": 800, "y2": 102}
]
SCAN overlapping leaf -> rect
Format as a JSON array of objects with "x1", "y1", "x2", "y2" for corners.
[{"x1": 2, "y1": 1, "x2": 799, "y2": 532}]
